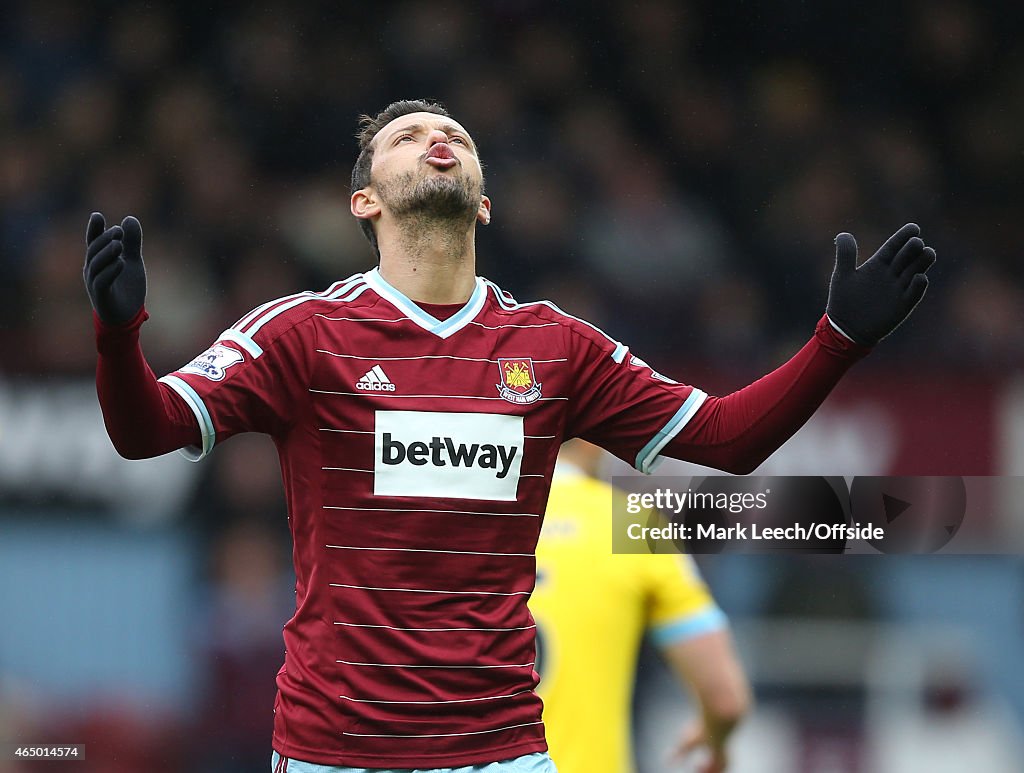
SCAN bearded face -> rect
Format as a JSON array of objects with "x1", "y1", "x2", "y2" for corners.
[
  {"x1": 373, "y1": 166, "x2": 483, "y2": 226},
  {"x1": 351, "y1": 112, "x2": 492, "y2": 251}
]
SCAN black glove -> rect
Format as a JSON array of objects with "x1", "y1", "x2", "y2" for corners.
[
  {"x1": 825, "y1": 222, "x2": 936, "y2": 346},
  {"x1": 83, "y1": 212, "x2": 147, "y2": 325}
]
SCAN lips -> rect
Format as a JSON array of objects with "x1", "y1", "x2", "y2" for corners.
[{"x1": 425, "y1": 143, "x2": 458, "y2": 169}]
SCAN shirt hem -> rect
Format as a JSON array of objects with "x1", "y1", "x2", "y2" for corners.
[{"x1": 270, "y1": 737, "x2": 548, "y2": 769}]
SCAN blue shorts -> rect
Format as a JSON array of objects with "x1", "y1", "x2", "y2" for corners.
[{"x1": 270, "y1": 751, "x2": 557, "y2": 773}]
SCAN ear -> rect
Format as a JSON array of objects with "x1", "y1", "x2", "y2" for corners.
[
  {"x1": 476, "y1": 195, "x2": 492, "y2": 226},
  {"x1": 351, "y1": 188, "x2": 381, "y2": 221}
]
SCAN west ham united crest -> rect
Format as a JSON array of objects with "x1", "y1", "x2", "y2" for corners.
[{"x1": 496, "y1": 358, "x2": 542, "y2": 404}]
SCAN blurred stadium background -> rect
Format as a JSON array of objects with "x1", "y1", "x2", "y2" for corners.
[{"x1": 1, "y1": 1, "x2": 1022, "y2": 770}]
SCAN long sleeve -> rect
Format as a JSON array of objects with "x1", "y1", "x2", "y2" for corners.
[
  {"x1": 94, "y1": 307, "x2": 201, "y2": 459},
  {"x1": 665, "y1": 315, "x2": 870, "y2": 474}
]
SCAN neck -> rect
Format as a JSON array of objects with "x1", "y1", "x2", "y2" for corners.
[{"x1": 376, "y1": 219, "x2": 478, "y2": 304}]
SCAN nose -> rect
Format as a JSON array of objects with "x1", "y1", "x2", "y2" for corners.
[{"x1": 426, "y1": 129, "x2": 450, "y2": 146}]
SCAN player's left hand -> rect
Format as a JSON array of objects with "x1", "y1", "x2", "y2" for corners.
[
  {"x1": 673, "y1": 720, "x2": 728, "y2": 773},
  {"x1": 825, "y1": 222, "x2": 936, "y2": 346}
]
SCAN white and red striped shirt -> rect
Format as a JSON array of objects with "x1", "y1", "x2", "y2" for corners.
[{"x1": 157, "y1": 268, "x2": 705, "y2": 767}]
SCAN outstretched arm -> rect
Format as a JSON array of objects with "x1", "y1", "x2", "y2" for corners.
[
  {"x1": 667, "y1": 314, "x2": 864, "y2": 474},
  {"x1": 665, "y1": 224, "x2": 935, "y2": 474},
  {"x1": 85, "y1": 213, "x2": 200, "y2": 459}
]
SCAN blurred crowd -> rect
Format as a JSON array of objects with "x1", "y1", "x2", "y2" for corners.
[{"x1": 2, "y1": 0, "x2": 1022, "y2": 382}]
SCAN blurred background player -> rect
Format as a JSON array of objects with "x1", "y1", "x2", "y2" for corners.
[{"x1": 531, "y1": 440, "x2": 751, "y2": 773}]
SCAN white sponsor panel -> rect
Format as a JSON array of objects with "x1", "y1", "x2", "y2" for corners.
[{"x1": 374, "y1": 411, "x2": 523, "y2": 500}]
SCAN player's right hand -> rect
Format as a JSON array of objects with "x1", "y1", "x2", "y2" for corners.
[{"x1": 83, "y1": 212, "x2": 147, "y2": 325}]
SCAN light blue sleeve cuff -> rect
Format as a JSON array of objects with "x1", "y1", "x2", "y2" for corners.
[
  {"x1": 635, "y1": 388, "x2": 708, "y2": 474},
  {"x1": 158, "y1": 375, "x2": 216, "y2": 461},
  {"x1": 650, "y1": 607, "x2": 728, "y2": 647}
]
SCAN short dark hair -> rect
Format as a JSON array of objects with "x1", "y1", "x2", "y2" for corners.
[{"x1": 351, "y1": 99, "x2": 452, "y2": 259}]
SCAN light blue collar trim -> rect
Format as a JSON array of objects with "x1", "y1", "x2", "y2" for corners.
[{"x1": 364, "y1": 267, "x2": 487, "y2": 339}]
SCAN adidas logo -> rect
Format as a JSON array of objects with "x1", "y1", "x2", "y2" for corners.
[{"x1": 356, "y1": 365, "x2": 396, "y2": 392}]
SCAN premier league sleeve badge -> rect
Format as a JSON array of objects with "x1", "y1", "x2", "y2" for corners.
[{"x1": 180, "y1": 344, "x2": 245, "y2": 381}]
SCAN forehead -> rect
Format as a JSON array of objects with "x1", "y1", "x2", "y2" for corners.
[{"x1": 372, "y1": 111, "x2": 474, "y2": 146}]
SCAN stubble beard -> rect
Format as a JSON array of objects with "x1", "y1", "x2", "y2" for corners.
[{"x1": 375, "y1": 168, "x2": 481, "y2": 229}]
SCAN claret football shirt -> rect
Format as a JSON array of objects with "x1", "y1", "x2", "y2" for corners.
[{"x1": 158, "y1": 268, "x2": 707, "y2": 768}]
